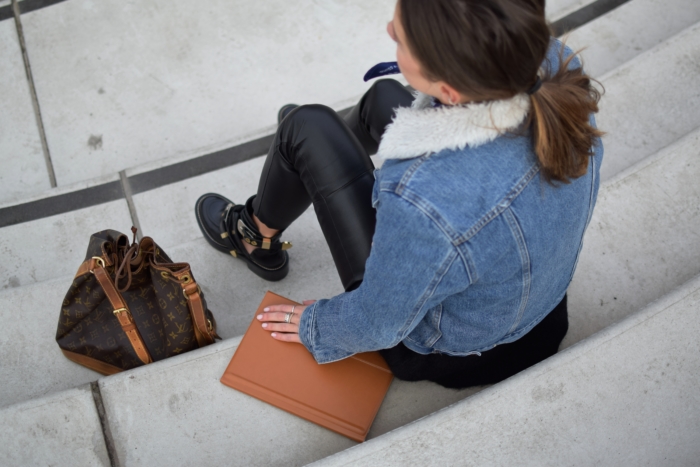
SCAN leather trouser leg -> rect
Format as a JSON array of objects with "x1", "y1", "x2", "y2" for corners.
[
  {"x1": 343, "y1": 79, "x2": 415, "y2": 155},
  {"x1": 252, "y1": 79, "x2": 413, "y2": 291}
]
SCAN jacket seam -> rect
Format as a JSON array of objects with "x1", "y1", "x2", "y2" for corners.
[
  {"x1": 391, "y1": 187, "x2": 461, "y2": 241},
  {"x1": 396, "y1": 247, "x2": 459, "y2": 341},
  {"x1": 396, "y1": 155, "x2": 430, "y2": 195},
  {"x1": 566, "y1": 152, "x2": 598, "y2": 285},
  {"x1": 585, "y1": 154, "x2": 597, "y2": 229},
  {"x1": 455, "y1": 162, "x2": 540, "y2": 244},
  {"x1": 380, "y1": 187, "x2": 477, "y2": 284},
  {"x1": 404, "y1": 301, "x2": 444, "y2": 348},
  {"x1": 384, "y1": 188, "x2": 476, "y2": 283},
  {"x1": 431, "y1": 302, "x2": 443, "y2": 346},
  {"x1": 305, "y1": 301, "x2": 319, "y2": 351},
  {"x1": 503, "y1": 207, "x2": 531, "y2": 334}
]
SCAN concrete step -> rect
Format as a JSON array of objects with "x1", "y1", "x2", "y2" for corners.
[
  {"x1": 5, "y1": 3, "x2": 697, "y2": 297},
  {"x1": 0, "y1": 385, "x2": 110, "y2": 467},
  {"x1": 0, "y1": 16, "x2": 50, "y2": 205},
  {"x1": 12, "y1": 0, "x2": 398, "y2": 189},
  {"x1": 0, "y1": 0, "x2": 656, "y2": 205},
  {"x1": 0, "y1": 195, "x2": 133, "y2": 291},
  {"x1": 3, "y1": 23, "x2": 700, "y2": 410},
  {"x1": 310, "y1": 273, "x2": 700, "y2": 467},
  {"x1": 565, "y1": 0, "x2": 700, "y2": 77},
  {"x1": 96, "y1": 336, "x2": 481, "y2": 466},
  {"x1": 4, "y1": 123, "x2": 689, "y2": 465},
  {"x1": 0, "y1": 0, "x2": 683, "y2": 222},
  {"x1": 0, "y1": 278, "x2": 102, "y2": 409},
  {"x1": 565, "y1": 126, "x2": 700, "y2": 347},
  {"x1": 596, "y1": 21, "x2": 700, "y2": 180}
]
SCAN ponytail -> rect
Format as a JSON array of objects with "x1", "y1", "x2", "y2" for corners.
[
  {"x1": 398, "y1": 0, "x2": 604, "y2": 184},
  {"x1": 528, "y1": 53, "x2": 604, "y2": 183}
]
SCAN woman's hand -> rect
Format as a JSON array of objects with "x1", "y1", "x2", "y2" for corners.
[{"x1": 257, "y1": 300, "x2": 316, "y2": 343}]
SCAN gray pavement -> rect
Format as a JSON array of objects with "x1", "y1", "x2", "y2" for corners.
[
  {"x1": 0, "y1": 385, "x2": 110, "y2": 467},
  {"x1": 0, "y1": 199, "x2": 133, "y2": 290},
  {"x1": 97, "y1": 335, "x2": 481, "y2": 466},
  {"x1": 565, "y1": 127, "x2": 700, "y2": 348},
  {"x1": 0, "y1": 18, "x2": 48, "y2": 204},
  {"x1": 566, "y1": 0, "x2": 700, "y2": 77},
  {"x1": 0, "y1": 278, "x2": 99, "y2": 408},
  {"x1": 19, "y1": 0, "x2": 397, "y2": 187},
  {"x1": 596, "y1": 22, "x2": 700, "y2": 180}
]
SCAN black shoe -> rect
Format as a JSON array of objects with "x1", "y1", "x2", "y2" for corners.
[
  {"x1": 277, "y1": 104, "x2": 298, "y2": 125},
  {"x1": 195, "y1": 193, "x2": 291, "y2": 281}
]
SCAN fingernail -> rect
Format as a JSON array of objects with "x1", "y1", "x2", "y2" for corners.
[
  {"x1": 263, "y1": 307, "x2": 270, "y2": 312},
  {"x1": 262, "y1": 323, "x2": 268, "y2": 328},
  {"x1": 257, "y1": 314, "x2": 263, "y2": 320},
  {"x1": 271, "y1": 333, "x2": 277, "y2": 337}
]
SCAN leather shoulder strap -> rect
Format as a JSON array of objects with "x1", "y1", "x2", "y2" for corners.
[
  {"x1": 91, "y1": 259, "x2": 153, "y2": 365},
  {"x1": 182, "y1": 281, "x2": 215, "y2": 347}
]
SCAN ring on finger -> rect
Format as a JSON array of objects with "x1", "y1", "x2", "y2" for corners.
[{"x1": 285, "y1": 312, "x2": 294, "y2": 324}]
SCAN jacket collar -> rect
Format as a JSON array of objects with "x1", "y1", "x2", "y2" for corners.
[{"x1": 376, "y1": 91, "x2": 531, "y2": 161}]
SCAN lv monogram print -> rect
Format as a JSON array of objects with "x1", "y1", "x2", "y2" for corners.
[
  {"x1": 56, "y1": 274, "x2": 143, "y2": 369},
  {"x1": 56, "y1": 230, "x2": 217, "y2": 372}
]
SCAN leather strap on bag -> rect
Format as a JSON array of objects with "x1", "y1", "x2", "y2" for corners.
[
  {"x1": 90, "y1": 258, "x2": 153, "y2": 365},
  {"x1": 181, "y1": 281, "x2": 215, "y2": 347}
]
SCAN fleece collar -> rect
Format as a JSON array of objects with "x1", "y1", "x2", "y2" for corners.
[{"x1": 376, "y1": 91, "x2": 531, "y2": 160}]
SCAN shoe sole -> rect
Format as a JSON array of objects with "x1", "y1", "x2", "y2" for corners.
[{"x1": 195, "y1": 193, "x2": 289, "y2": 282}]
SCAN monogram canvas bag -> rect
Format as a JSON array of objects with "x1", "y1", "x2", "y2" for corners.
[{"x1": 56, "y1": 228, "x2": 220, "y2": 375}]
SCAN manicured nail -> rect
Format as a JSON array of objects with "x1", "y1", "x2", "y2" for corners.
[
  {"x1": 264, "y1": 307, "x2": 270, "y2": 312},
  {"x1": 271, "y1": 333, "x2": 277, "y2": 337},
  {"x1": 262, "y1": 323, "x2": 268, "y2": 328},
  {"x1": 257, "y1": 314, "x2": 263, "y2": 320}
]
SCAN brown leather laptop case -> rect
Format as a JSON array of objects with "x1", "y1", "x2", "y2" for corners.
[{"x1": 220, "y1": 291, "x2": 393, "y2": 442}]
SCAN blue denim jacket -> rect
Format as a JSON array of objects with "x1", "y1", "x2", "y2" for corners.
[{"x1": 299, "y1": 40, "x2": 603, "y2": 363}]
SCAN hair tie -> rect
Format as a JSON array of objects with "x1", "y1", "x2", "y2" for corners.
[
  {"x1": 527, "y1": 76, "x2": 542, "y2": 95},
  {"x1": 527, "y1": 77, "x2": 542, "y2": 95}
]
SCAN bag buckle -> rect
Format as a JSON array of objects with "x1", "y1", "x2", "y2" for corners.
[
  {"x1": 183, "y1": 285, "x2": 202, "y2": 298},
  {"x1": 113, "y1": 308, "x2": 127, "y2": 316},
  {"x1": 89, "y1": 256, "x2": 106, "y2": 273}
]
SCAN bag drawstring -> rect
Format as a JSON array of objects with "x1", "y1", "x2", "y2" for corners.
[{"x1": 115, "y1": 230, "x2": 140, "y2": 293}]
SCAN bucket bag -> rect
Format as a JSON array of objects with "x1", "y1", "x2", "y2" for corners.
[{"x1": 56, "y1": 228, "x2": 220, "y2": 375}]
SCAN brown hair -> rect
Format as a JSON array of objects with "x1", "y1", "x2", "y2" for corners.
[{"x1": 398, "y1": 0, "x2": 603, "y2": 183}]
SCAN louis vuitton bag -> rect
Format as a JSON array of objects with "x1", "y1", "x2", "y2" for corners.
[{"x1": 56, "y1": 228, "x2": 220, "y2": 375}]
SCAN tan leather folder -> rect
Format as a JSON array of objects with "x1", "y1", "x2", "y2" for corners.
[{"x1": 220, "y1": 291, "x2": 393, "y2": 442}]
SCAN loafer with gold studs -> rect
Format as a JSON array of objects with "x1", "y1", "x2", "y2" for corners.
[{"x1": 195, "y1": 193, "x2": 291, "y2": 281}]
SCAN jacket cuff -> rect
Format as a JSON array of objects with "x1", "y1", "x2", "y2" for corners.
[
  {"x1": 298, "y1": 301, "x2": 319, "y2": 353},
  {"x1": 298, "y1": 300, "x2": 354, "y2": 364}
]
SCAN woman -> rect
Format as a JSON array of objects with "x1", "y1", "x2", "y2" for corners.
[{"x1": 196, "y1": 0, "x2": 603, "y2": 389}]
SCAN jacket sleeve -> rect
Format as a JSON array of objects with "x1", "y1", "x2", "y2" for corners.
[{"x1": 298, "y1": 190, "x2": 470, "y2": 363}]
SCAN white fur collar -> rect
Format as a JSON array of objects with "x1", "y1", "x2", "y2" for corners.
[{"x1": 376, "y1": 91, "x2": 531, "y2": 160}]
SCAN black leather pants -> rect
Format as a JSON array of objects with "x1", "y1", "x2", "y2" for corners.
[{"x1": 252, "y1": 79, "x2": 414, "y2": 291}]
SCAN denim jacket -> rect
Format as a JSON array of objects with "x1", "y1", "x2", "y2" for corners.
[{"x1": 299, "y1": 40, "x2": 604, "y2": 364}]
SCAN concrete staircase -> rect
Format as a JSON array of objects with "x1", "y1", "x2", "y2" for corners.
[{"x1": 1, "y1": 0, "x2": 699, "y2": 465}]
